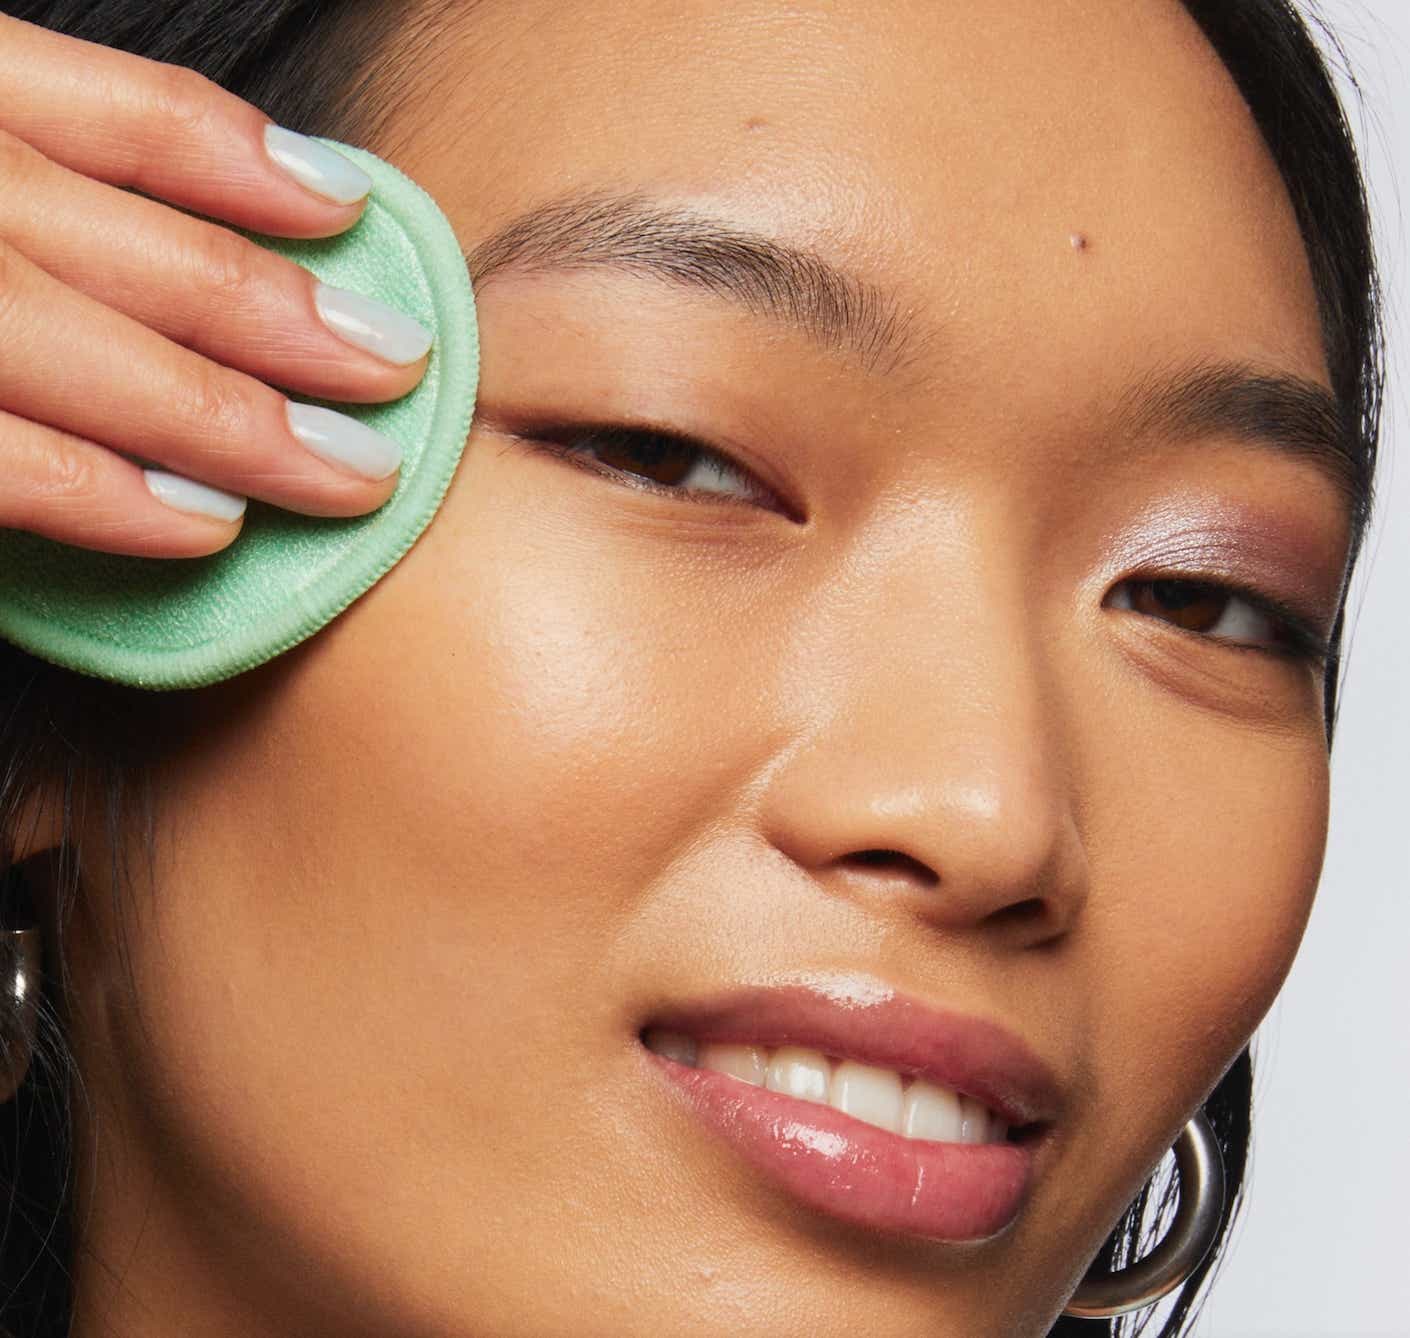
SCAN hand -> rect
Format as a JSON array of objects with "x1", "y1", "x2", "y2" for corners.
[{"x1": 0, "y1": 13, "x2": 433, "y2": 557}]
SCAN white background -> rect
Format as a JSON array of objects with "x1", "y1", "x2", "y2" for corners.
[{"x1": 1187, "y1": 2, "x2": 1409, "y2": 1335}]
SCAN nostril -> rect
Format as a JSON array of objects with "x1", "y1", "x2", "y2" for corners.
[
  {"x1": 984, "y1": 897, "x2": 1047, "y2": 929},
  {"x1": 848, "y1": 849, "x2": 939, "y2": 886}
]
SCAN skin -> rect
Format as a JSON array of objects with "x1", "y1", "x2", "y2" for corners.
[{"x1": 16, "y1": 0, "x2": 1355, "y2": 1334}]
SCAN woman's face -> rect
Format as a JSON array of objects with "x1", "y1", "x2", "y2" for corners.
[{"x1": 57, "y1": 2, "x2": 1352, "y2": 1335}]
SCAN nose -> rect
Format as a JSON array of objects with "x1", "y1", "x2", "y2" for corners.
[{"x1": 753, "y1": 536, "x2": 1090, "y2": 948}]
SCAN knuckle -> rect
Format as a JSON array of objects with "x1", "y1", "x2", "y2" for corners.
[
  {"x1": 32, "y1": 433, "x2": 99, "y2": 506},
  {"x1": 147, "y1": 62, "x2": 224, "y2": 144},
  {"x1": 195, "y1": 224, "x2": 260, "y2": 308},
  {"x1": 181, "y1": 359, "x2": 256, "y2": 444}
]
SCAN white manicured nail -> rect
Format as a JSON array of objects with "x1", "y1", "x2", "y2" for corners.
[
  {"x1": 143, "y1": 470, "x2": 247, "y2": 521},
  {"x1": 313, "y1": 283, "x2": 433, "y2": 365},
  {"x1": 263, "y1": 125, "x2": 372, "y2": 205},
  {"x1": 285, "y1": 401, "x2": 401, "y2": 480}
]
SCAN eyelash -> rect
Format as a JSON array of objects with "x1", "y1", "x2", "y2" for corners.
[
  {"x1": 515, "y1": 422, "x2": 1332, "y2": 667},
  {"x1": 517, "y1": 422, "x2": 777, "y2": 509}
]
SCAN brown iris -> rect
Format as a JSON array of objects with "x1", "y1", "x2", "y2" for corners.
[
  {"x1": 1128, "y1": 579, "x2": 1229, "y2": 633},
  {"x1": 581, "y1": 427, "x2": 698, "y2": 487}
]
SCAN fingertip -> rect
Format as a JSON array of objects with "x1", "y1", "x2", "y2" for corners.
[
  {"x1": 265, "y1": 198, "x2": 371, "y2": 245},
  {"x1": 308, "y1": 197, "x2": 370, "y2": 238},
  {"x1": 183, "y1": 511, "x2": 245, "y2": 558}
]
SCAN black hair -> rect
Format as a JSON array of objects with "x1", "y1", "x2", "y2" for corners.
[{"x1": 0, "y1": 3, "x2": 1385, "y2": 1337}]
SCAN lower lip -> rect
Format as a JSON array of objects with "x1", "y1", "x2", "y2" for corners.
[{"x1": 641, "y1": 1046, "x2": 1036, "y2": 1242}]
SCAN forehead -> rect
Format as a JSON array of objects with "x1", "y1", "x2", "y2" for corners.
[{"x1": 392, "y1": 0, "x2": 1327, "y2": 392}]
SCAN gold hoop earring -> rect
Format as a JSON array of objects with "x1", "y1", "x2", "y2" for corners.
[{"x1": 1062, "y1": 1110, "x2": 1226, "y2": 1319}]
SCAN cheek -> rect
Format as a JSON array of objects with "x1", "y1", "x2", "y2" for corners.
[
  {"x1": 1058, "y1": 693, "x2": 1329, "y2": 1245},
  {"x1": 340, "y1": 445, "x2": 739, "y2": 923},
  {"x1": 1109, "y1": 732, "x2": 1327, "y2": 1064}
]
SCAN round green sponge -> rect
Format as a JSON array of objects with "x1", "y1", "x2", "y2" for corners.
[{"x1": 0, "y1": 139, "x2": 477, "y2": 691}]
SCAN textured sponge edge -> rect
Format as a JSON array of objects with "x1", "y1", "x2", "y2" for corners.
[{"x1": 0, "y1": 139, "x2": 477, "y2": 691}]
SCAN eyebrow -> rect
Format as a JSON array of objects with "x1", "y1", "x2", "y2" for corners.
[
  {"x1": 1117, "y1": 362, "x2": 1368, "y2": 528},
  {"x1": 465, "y1": 192, "x2": 1369, "y2": 529},
  {"x1": 464, "y1": 189, "x2": 923, "y2": 376}
]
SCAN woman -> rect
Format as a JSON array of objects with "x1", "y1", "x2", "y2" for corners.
[{"x1": 0, "y1": 2, "x2": 1384, "y2": 1335}]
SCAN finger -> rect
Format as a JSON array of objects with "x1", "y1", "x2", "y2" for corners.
[
  {"x1": 0, "y1": 237, "x2": 403, "y2": 517},
  {"x1": 0, "y1": 128, "x2": 431, "y2": 404},
  {"x1": 0, "y1": 406, "x2": 245, "y2": 559},
  {"x1": 0, "y1": 13, "x2": 370, "y2": 239}
]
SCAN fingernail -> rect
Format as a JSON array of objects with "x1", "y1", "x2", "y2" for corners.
[
  {"x1": 143, "y1": 470, "x2": 247, "y2": 521},
  {"x1": 285, "y1": 401, "x2": 402, "y2": 480},
  {"x1": 263, "y1": 125, "x2": 372, "y2": 205},
  {"x1": 313, "y1": 282, "x2": 433, "y2": 366}
]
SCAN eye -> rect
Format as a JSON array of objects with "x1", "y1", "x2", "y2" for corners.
[
  {"x1": 516, "y1": 422, "x2": 781, "y2": 509},
  {"x1": 1107, "y1": 577, "x2": 1329, "y2": 664}
]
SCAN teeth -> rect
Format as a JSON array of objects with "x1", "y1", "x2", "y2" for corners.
[
  {"x1": 958, "y1": 1094, "x2": 990, "y2": 1144},
  {"x1": 764, "y1": 1046, "x2": 831, "y2": 1103},
  {"x1": 831, "y1": 1060, "x2": 903, "y2": 1134},
  {"x1": 902, "y1": 1077, "x2": 963, "y2": 1141},
  {"x1": 644, "y1": 1031, "x2": 1010, "y2": 1145},
  {"x1": 698, "y1": 1042, "x2": 767, "y2": 1086}
]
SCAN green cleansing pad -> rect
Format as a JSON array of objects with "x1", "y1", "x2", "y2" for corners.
[{"x1": 0, "y1": 139, "x2": 477, "y2": 691}]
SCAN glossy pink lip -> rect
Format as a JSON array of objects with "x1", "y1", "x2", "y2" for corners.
[{"x1": 638, "y1": 981, "x2": 1064, "y2": 1242}]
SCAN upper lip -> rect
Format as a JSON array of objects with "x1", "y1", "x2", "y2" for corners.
[{"x1": 642, "y1": 976, "x2": 1065, "y2": 1129}]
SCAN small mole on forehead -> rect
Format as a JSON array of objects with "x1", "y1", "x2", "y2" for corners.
[{"x1": 1070, "y1": 231, "x2": 1090, "y2": 252}]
